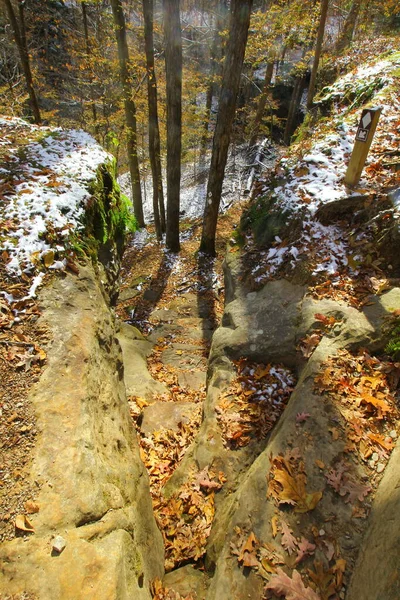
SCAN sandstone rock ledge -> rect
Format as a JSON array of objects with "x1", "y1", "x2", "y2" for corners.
[{"x1": 0, "y1": 263, "x2": 164, "y2": 599}]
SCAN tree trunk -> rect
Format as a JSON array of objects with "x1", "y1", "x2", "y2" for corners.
[
  {"x1": 163, "y1": 0, "x2": 182, "y2": 252},
  {"x1": 110, "y1": 0, "x2": 144, "y2": 228},
  {"x1": 336, "y1": 0, "x2": 362, "y2": 53},
  {"x1": 307, "y1": 0, "x2": 329, "y2": 109},
  {"x1": 249, "y1": 53, "x2": 275, "y2": 147},
  {"x1": 199, "y1": 0, "x2": 253, "y2": 257},
  {"x1": 81, "y1": 1, "x2": 99, "y2": 134},
  {"x1": 143, "y1": 0, "x2": 165, "y2": 239},
  {"x1": 283, "y1": 74, "x2": 306, "y2": 145},
  {"x1": 3, "y1": 0, "x2": 41, "y2": 123},
  {"x1": 200, "y1": 0, "x2": 227, "y2": 154}
]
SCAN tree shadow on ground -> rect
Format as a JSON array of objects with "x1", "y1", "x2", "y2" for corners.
[
  {"x1": 128, "y1": 251, "x2": 174, "y2": 331},
  {"x1": 196, "y1": 252, "x2": 221, "y2": 349}
]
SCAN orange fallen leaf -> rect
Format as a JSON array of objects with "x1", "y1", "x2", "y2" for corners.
[
  {"x1": 15, "y1": 514, "x2": 35, "y2": 532},
  {"x1": 271, "y1": 515, "x2": 279, "y2": 538},
  {"x1": 23, "y1": 500, "x2": 39, "y2": 514}
]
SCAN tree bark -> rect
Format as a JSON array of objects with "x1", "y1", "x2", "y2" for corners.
[
  {"x1": 143, "y1": 0, "x2": 165, "y2": 239},
  {"x1": 163, "y1": 0, "x2": 182, "y2": 252},
  {"x1": 199, "y1": 0, "x2": 253, "y2": 257},
  {"x1": 249, "y1": 53, "x2": 275, "y2": 147},
  {"x1": 200, "y1": 0, "x2": 227, "y2": 153},
  {"x1": 3, "y1": 0, "x2": 41, "y2": 123},
  {"x1": 81, "y1": 1, "x2": 99, "y2": 134},
  {"x1": 336, "y1": 0, "x2": 362, "y2": 53},
  {"x1": 283, "y1": 73, "x2": 306, "y2": 145},
  {"x1": 110, "y1": 0, "x2": 144, "y2": 228},
  {"x1": 307, "y1": 0, "x2": 329, "y2": 109}
]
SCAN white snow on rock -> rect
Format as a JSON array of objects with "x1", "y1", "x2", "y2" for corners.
[
  {"x1": 255, "y1": 50, "x2": 400, "y2": 282},
  {"x1": 0, "y1": 116, "x2": 110, "y2": 289}
]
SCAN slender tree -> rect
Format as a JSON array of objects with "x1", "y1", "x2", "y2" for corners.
[
  {"x1": 248, "y1": 51, "x2": 275, "y2": 147},
  {"x1": 336, "y1": 0, "x2": 362, "y2": 53},
  {"x1": 307, "y1": 0, "x2": 329, "y2": 109},
  {"x1": 283, "y1": 69, "x2": 307, "y2": 145},
  {"x1": 199, "y1": 0, "x2": 253, "y2": 256},
  {"x1": 200, "y1": 0, "x2": 227, "y2": 154},
  {"x1": 110, "y1": 0, "x2": 144, "y2": 228},
  {"x1": 163, "y1": 0, "x2": 182, "y2": 252},
  {"x1": 3, "y1": 0, "x2": 41, "y2": 123},
  {"x1": 143, "y1": 0, "x2": 166, "y2": 239},
  {"x1": 81, "y1": 1, "x2": 99, "y2": 134}
]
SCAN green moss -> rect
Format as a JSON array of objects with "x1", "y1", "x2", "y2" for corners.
[
  {"x1": 240, "y1": 195, "x2": 291, "y2": 247},
  {"x1": 83, "y1": 158, "x2": 137, "y2": 248},
  {"x1": 385, "y1": 316, "x2": 400, "y2": 360}
]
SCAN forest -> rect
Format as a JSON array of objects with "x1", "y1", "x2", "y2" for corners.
[
  {"x1": 1, "y1": 0, "x2": 398, "y2": 252},
  {"x1": 1, "y1": 1, "x2": 400, "y2": 600}
]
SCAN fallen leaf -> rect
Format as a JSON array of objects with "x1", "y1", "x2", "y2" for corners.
[
  {"x1": 242, "y1": 551, "x2": 259, "y2": 568},
  {"x1": 261, "y1": 557, "x2": 277, "y2": 574},
  {"x1": 295, "y1": 537, "x2": 316, "y2": 565},
  {"x1": 329, "y1": 427, "x2": 340, "y2": 441},
  {"x1": 280, "y1": 519, "x2": 298, "y2": 555},
  {"x1": 265, "y1": 567, "x2": 321, "y2": 600},
  {"x1": 135, "y1": 396, "x2": 150, "y2": 409},
  {"x1": 43, "y1": 250, "x2": 55, "y2": 267},
  {"x1": 271, "y1": 515, "x2": 279, "y2": 538},
  {"x1": 315, "y1": 460, "x2": 325, "y2": 470},
  {"x1": 300, "y1": 334, "x2": 321, "y2": 358},
  {"x1": 367, "y1": 432, "x2": 393, "y2": 450},
  {"x1": 23, "y1": 500, "x2": 39, "y2": 514},
  {"x1": 15, "y1": 514, "x2": 35, "y2": 532},
  {"x1": 296, "y1": 412, "x2": 311, "y2": 424},
  {"x1": 340, "y1": 478, "x2": 371, "y2": 503},
  {"x1": 308, "y1": 560, "x2": 336, "y2": 600},
  {"x1": 239, "y1": 531, "x2": 258, "y2": 562}
]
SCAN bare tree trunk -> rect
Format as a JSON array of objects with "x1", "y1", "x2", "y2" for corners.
[
  {"x1": 307, "y1": 0, "x2": 329, "y2": 109},
  {"x1": 81, "y1": 1, "x2": 99, "y2": 135},
  {"x1": 336, "y1": 0, "x2": 362, "y2": 53},
  {"x1": 199, "y1": 0, "x2": 253, "y2": 257},
  {"x1": 110, "y1": 0, "x2": 144, "y2": 228},
  {"x1": 143, "y1": 0, "x2": 165, "y2": 239},
  {"x1": 249, "y1": 53, "x2": 275, "y2": 147},
  {"x1": 200, "y1": 0, "x2": 227, "y2": 154},
  {"x1": 3, "y1": 0, "x2": 41, "y2": 123},
  {"x1": 283, "y1": 74, "x2": 306, "y2": 145},
  {"x1": 163, "y1": 0, "x2": 182, "y2": 252}
]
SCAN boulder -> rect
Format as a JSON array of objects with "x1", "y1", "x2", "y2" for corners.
[{"x1": 0, "y1": 264, "x2": 164, "y2": 599}]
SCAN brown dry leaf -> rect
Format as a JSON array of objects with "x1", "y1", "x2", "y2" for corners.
[
  {"x1": 43, "y1": 250, "x2": 55, "y2": 267},
  {"x1": 360, "y1": 393, "x2": 392, "y2": 418},
  {"x1": 23, "y1": 500, "x2": 39, "y2": 514},
  {"x1": 329, "y1": 427, "x2": 340, "y2": 441},
  {"x1": 333, "y1": 558, "x2": 346, "y2": 588},
  {"x1": 271, "y1": 515, "x2": 279, "y2": 538},
  {"x1": 367, "y1": 432, "x2": 393, "y2": 450},
  {"x1": 242, "y1": 551, "x2": 259, "y2": 568},
  {"x1": 34, "y1": 343, "x2": 46, "y2": 362},
  {"x1": 294, "y1": 537, "x2": 316, "y2": 565},
  {"x1": 135, "y1": 396, "x2": 150, "y2": 409},
  {"x1": 269, "y1": 460, "x2": 323, "y2": 513},
  {"x1": 315, "y1": 460, "x2": 325, "y2": 470},
  {"x1": 261, "y1": 557, "x2": 277, "y2": 575},
  {"x1": 307, "y1": 560, "x2": 337, "y2": 600},
  {"x1": 299, "y1": 334, "x2": 321, "y2": 358},
  {"x1": 280, "y1": 519, "x2": 297, "y2": 555},
  {"x1": 238, "y1": 531, "x2": 258, "y2": 563},
  {"x1": 265, "y1": 567, "x2": 321, "y2": 600},
  {"x1": 15, "y1": 514, "x2": 35, "y2": 532}
]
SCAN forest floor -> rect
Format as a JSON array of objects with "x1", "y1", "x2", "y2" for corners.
[{"x1": 114, "y1": 41, "x2": 400, "y2": 600}]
